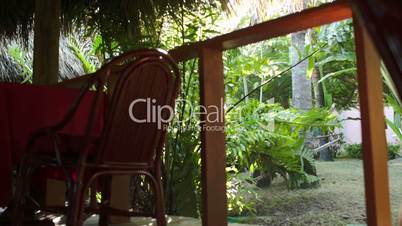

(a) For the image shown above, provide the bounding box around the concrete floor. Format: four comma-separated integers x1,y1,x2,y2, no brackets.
2,208,257,226
77,215,257,226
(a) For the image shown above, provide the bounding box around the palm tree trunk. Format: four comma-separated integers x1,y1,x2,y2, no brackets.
312,67,333,161
291,30,312,110
312,67,324,108
290,0,312,110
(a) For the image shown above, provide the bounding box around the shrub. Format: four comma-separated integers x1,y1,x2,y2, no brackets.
388,144,401,159
344,143,401,160
226,172,259,216
226,101,339,189
343,144,362,159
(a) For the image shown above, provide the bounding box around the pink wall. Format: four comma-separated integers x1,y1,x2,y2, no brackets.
338,106,399,144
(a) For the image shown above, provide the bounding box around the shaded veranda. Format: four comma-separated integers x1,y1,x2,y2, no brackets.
0,0,401,226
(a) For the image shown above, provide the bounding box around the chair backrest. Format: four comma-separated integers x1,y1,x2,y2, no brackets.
95,49,180,166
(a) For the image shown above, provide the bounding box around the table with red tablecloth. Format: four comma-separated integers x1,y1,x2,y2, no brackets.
0,83,104,207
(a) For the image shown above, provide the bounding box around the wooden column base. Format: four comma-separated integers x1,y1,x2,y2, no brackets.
109,176,131,224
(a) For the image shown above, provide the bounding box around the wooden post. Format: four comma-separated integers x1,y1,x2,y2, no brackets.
33,0,60,84
354,18,392,226
33,0,63,208
45,179,66,207
109,176,131,224
199,46,228,226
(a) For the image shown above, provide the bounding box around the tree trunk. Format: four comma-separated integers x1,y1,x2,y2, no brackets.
312,67,333,161
33,0,60,85
291,30,312,110
312,67,324,107
290,0,311,110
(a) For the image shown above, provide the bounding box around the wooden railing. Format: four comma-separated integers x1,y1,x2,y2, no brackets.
168,0,394,225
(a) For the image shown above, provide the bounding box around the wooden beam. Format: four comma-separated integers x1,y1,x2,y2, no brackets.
199,46,227,226
169,0,352,62
33,0,60,84
354,17,392,226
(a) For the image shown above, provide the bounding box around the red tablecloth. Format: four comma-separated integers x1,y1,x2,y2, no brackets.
0,83,104,207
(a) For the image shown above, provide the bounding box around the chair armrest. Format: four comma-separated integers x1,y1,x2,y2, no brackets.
27,75,103,167
27,75,101,151
25,127,62,163
25,127,75,185
53,76,101,132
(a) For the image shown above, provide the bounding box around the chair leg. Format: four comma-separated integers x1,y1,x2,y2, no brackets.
11,166,27,226
11,160,35,226
67,182,86,226
153,167,166,226
89,183,97,210
99,176,111,226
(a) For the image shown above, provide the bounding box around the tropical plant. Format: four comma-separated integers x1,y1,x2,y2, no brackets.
314,19,358,110
67,33,102,73
382,62,402,145
226,171,259,216
7,44,32,83
343,143,400,160
160,3,223,217
226,100,338,189
1,32,93,83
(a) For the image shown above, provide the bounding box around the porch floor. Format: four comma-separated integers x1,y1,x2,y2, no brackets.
59,216,258,226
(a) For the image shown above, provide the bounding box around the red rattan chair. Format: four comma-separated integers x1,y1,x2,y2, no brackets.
11,49,181,226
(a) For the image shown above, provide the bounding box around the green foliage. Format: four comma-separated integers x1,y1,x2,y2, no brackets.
224,37,291,107
226,100,338,190
389,144,401,160
385,94,402,144
7,45,32,83
314,19,358,110
343,143,401,160
382,63,402,147
67,36,99,73
343,144,363,159
226,171,259,216
160,3,223,218
164,58,201,217
223,19,358,111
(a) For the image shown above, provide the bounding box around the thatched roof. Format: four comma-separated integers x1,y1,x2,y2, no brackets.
0,33,89,82
0,0,224,46
0,0,228,82
0,0,234,82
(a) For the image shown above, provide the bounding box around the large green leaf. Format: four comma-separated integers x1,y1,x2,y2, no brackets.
317,52,355,66
386,118,402,142
382,61,402,105
318,67,356,84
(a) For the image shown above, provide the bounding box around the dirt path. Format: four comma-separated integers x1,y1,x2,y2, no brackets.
246,159,402,226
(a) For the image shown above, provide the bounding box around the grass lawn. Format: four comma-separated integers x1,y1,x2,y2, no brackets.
241,159,402,226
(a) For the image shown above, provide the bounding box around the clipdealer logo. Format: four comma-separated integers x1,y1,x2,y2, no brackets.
128,98,174,130
128,98,225,132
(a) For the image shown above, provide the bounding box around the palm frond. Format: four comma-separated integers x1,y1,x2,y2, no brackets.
0,31,89,82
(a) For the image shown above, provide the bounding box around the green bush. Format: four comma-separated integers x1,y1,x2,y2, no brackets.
227,172,259,216
344,143,401,160
226,101,339,190
343,144,362,159
388,144,401,159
